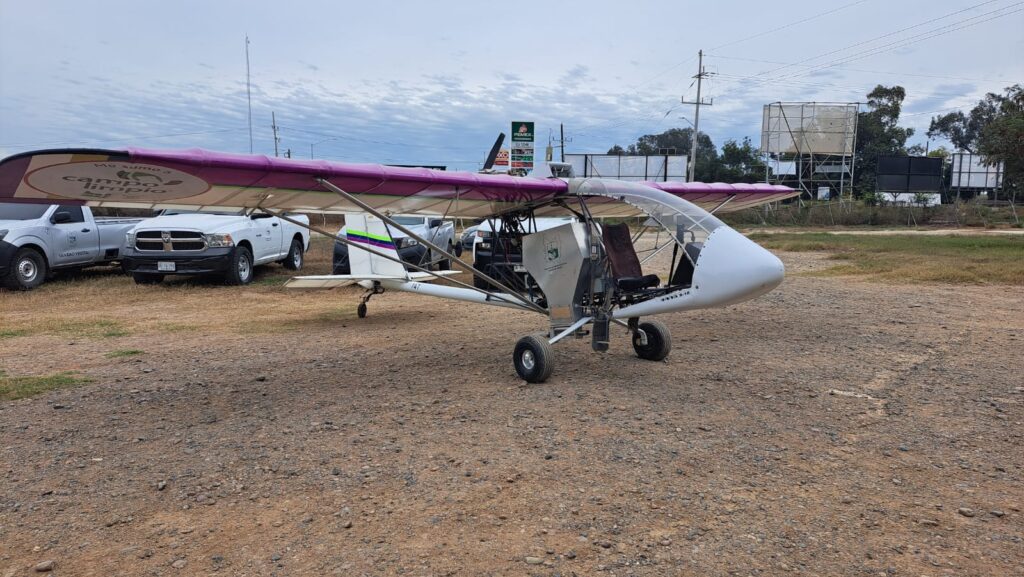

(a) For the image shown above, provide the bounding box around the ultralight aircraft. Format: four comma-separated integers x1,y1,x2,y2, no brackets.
0,148,797,382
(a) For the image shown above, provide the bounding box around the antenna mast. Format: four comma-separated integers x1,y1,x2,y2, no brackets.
245,35,253,154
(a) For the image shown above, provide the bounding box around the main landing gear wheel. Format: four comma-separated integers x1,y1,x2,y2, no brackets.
513,334,554,383
357,302,368,318
632,320,672,361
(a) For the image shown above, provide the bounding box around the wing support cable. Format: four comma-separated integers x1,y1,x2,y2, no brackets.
709,195,736,214
256,206,538,313
315,178,548,315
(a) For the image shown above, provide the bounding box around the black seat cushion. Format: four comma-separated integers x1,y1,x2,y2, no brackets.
617,274,660,291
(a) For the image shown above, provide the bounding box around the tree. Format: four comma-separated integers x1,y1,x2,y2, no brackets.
854,85,914,196
977,85,1024,197
608,127,720,181
927,94,1001,152
713,137,766,183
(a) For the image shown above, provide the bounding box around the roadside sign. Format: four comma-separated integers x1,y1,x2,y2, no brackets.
511,121,534,143
494,148,509,167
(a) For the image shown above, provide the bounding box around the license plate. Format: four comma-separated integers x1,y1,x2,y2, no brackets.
157,261,176,272
513,264,527,273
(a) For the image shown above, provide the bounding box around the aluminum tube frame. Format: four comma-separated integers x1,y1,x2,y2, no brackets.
257,207,537,312
317,178,546,314
548,316,593,345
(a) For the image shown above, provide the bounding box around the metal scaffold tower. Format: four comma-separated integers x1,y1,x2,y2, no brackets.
761,102,859,200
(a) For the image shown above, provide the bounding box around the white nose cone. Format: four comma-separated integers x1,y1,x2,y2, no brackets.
689,226,784,308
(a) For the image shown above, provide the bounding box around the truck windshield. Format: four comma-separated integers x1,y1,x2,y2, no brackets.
391,216,425,226
0,203,50,220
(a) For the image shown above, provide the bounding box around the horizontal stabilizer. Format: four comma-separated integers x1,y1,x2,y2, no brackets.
285,270,460,289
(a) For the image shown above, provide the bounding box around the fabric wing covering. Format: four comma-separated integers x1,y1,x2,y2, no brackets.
0,148,797,218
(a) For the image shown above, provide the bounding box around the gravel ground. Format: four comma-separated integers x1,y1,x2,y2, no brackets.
1,252,1022,576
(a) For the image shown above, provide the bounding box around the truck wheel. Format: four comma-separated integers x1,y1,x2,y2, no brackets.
632,320,672,361
224,246,254,285
283,238,304,270
2,247,47,290
132,273,164,285
437,242,453,270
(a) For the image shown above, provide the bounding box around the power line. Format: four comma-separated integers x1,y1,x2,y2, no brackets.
728,0,1005,82
710,0,871,51
705,54,1012,85
707,2,1021,98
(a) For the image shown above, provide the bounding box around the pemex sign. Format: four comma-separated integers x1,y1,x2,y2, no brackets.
510,121,535,171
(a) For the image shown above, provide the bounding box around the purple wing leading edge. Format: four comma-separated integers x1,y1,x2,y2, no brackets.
0,148,796,217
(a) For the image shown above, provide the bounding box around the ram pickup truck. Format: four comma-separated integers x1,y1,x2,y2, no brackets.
0,203,144,290
333,214,456,274
123,210,310,285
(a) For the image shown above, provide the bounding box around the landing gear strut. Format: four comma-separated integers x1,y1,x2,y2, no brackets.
357,282,385,319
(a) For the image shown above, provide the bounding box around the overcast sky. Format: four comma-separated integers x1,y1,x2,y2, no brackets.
1,0,1021,170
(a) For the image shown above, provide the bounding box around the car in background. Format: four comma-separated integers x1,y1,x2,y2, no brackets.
333,214,455,274
123,210,310,285
459,225,480,255
0,203,145,290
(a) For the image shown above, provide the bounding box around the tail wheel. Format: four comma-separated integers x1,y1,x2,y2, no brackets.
513,334,554,383
632,320,672,361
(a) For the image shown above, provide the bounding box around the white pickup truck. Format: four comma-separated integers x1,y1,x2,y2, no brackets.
122,210,310,285
0,203,144,290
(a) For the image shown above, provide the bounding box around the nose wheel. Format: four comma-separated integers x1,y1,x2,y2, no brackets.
631,319,672,361
513,334,554,383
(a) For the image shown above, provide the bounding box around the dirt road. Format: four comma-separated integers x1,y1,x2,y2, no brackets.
1,251,1022,576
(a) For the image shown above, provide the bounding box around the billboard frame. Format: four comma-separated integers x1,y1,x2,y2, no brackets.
761,102,859,200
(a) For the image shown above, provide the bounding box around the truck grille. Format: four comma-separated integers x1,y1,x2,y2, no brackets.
135,231,207,252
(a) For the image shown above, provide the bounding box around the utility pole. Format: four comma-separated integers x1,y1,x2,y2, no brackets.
681,50,713,182
549,123,571,163
271,111,280,157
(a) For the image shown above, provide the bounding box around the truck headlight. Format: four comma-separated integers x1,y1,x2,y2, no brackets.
396,237,418,249
0,229,8,242
125,231,135,246
205,233,234,248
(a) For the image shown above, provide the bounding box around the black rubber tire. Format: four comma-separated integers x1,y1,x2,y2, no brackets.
632,320,672,361
223,246,254,285
357,302,367,318
437,242,453,270
282,238,303,270
132,273,164,285
472,275,490,290
513,334,555,383
2,247,47,290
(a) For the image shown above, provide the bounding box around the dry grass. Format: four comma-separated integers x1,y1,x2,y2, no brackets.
0,237,354,339
750,232,1024,285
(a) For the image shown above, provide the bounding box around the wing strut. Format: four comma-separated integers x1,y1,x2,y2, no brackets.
317,178,547,315
256,206,539,313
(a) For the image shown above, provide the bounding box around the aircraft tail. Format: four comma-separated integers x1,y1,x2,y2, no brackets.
343,213,408,278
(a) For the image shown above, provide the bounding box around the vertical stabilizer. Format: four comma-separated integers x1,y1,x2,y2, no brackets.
343,213,407,278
